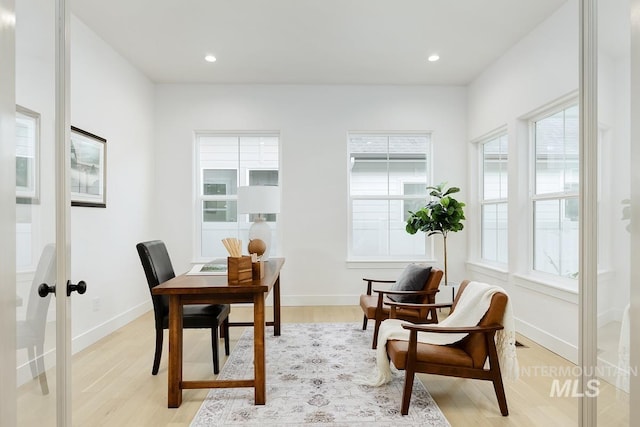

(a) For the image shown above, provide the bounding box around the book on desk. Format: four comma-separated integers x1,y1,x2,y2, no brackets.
186,261,228,275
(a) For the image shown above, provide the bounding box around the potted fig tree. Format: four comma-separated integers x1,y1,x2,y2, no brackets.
405,182,466,287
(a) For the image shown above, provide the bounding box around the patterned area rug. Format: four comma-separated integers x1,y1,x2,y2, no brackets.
190,323,449,426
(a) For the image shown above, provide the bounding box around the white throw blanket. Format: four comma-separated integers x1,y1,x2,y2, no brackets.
362,281,519,386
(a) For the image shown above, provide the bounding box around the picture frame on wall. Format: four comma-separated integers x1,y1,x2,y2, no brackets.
71,126,107,208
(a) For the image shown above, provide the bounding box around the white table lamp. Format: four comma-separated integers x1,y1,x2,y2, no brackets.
237,186,280,260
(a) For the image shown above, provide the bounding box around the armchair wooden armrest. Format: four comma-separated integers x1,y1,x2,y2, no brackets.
373,289,439,318
373,288,439,297
384,297,447,307
385,300,451,320
362,278,396,295
373,289,440,300
401,323,504,334
378,296,444,323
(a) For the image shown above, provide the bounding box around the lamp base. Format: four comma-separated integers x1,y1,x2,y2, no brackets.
248,218,272,261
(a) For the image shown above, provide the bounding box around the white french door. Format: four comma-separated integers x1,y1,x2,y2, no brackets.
1,0,76,425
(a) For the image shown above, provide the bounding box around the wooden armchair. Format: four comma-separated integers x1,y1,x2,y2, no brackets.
359,266,443,349
385,280,509,416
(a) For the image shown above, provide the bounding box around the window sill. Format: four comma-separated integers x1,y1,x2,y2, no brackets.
511,269,613,304
466,261,509,281
512,273,578,304
346,259,436,269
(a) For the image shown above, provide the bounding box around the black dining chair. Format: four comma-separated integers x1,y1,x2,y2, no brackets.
136,240,230,375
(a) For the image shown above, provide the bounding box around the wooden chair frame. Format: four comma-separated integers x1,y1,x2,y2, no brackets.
385,290,509,416
360,268,443,349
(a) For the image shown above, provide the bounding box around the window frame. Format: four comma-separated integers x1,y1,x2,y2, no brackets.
347,131,434,263
528,100,580,282
478,128,509,266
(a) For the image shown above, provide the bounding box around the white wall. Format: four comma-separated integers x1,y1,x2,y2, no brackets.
68,16,156,350
466,0,630,364
154,84,467,305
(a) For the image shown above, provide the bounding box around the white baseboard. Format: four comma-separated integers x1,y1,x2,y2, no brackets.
597,356,629,392
17,301,151,388
597,308,619,328
516,317,578,364
71,301,150,353
280,295,360,306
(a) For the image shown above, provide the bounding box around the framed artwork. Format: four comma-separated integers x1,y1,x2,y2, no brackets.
16,106,40,203
70,126,107,208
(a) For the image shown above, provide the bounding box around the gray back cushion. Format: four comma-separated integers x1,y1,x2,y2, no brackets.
388,264,432,303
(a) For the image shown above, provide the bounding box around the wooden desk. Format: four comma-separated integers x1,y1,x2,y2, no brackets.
152,257,284,408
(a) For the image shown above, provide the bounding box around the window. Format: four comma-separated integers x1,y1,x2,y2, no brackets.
195,133,279,260
531,104,579,278
348,133,431,260
480,132,508,264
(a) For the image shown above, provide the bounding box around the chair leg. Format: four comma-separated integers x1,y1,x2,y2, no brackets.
35,343,49,395
492,375,509,416
211,326,220,374
27,346,38,379
362,315,368,330
152,328,163,375
223,318,230,356
401,369,416,415
486,336,509,416
428,307,438,324
372,318,382,349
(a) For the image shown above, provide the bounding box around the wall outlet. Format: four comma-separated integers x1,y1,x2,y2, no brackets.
92,297,101,312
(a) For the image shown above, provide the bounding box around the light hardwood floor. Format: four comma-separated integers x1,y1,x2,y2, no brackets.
17,306,629,426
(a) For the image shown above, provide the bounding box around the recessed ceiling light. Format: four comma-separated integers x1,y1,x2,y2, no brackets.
204,55,217,63
428,54,440,62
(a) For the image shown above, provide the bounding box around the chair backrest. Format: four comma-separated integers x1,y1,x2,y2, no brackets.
451,281,508,368
25,244,56,335
136,240,175,318
422,268,444,303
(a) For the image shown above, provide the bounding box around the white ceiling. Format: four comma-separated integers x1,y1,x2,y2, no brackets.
70,0,569,85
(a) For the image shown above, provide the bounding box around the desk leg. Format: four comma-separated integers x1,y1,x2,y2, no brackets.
273,275,281,336
168,296,183,408
254,294,266,405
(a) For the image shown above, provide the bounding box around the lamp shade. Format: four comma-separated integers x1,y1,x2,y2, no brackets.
237,186,280,214
237,186,280,261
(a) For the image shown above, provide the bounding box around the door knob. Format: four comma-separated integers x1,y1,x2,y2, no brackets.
38,283,56,297
67,280,87,296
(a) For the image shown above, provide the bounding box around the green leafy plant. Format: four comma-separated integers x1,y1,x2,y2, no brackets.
405,183,466,287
